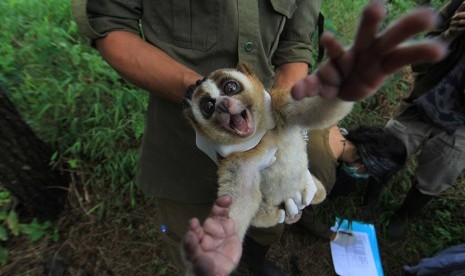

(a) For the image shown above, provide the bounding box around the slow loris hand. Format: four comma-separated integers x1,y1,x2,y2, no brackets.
291,0,447,102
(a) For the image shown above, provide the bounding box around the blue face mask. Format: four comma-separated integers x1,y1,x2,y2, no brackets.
341,162,369,179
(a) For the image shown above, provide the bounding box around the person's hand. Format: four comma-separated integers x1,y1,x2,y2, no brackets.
444,1,465,41
332,230,356,247
183,195,242,276
291,0,447,102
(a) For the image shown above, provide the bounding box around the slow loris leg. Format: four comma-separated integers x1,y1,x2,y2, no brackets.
216,140,277,241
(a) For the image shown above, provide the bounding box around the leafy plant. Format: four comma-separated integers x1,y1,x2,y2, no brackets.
0,0,147,210
0,188,56,265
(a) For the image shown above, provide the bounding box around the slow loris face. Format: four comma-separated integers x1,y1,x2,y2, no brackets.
184,64,268,144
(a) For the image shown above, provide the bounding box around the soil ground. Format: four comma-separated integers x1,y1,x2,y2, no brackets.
2,175,464,276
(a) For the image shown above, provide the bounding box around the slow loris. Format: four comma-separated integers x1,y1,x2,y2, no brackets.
183,63,353,240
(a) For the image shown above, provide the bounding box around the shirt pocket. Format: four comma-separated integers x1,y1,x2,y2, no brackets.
146,1,220,51
265,0,297,59
268,0,298,19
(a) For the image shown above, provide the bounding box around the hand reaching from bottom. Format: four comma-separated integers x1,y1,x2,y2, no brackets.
183,195,242,276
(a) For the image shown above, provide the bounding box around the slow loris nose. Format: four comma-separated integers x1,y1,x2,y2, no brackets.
216,99,230,113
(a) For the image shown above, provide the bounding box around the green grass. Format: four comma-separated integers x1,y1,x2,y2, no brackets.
1,0,463,274
1,0,146,206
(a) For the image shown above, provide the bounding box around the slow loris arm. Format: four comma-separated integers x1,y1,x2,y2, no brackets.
271,88,354,130
216,159,261,241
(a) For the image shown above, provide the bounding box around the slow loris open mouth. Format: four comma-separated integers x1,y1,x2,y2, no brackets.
219,108,254,137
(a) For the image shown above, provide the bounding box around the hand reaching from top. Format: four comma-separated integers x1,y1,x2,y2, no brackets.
291,0,447,102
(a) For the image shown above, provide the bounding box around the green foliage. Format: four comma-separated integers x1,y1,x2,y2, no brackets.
386,0,417,20
1,0,146,266
0,0,146,209
0,188,56,265
322,0,367,42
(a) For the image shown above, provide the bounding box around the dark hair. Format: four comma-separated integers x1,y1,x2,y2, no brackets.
344,125,407,181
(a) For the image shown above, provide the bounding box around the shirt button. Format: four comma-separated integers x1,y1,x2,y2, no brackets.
244,41,254,52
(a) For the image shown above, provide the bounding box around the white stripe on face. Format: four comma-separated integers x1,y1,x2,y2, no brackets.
203,79,221,98
192,79,220,122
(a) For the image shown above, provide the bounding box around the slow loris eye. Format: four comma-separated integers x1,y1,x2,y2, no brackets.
200,97,216,118
223,80,241,95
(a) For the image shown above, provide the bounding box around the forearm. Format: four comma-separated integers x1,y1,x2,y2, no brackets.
95,31,202,103
273,62,309,91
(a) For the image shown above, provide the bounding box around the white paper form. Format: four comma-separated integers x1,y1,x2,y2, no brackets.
330,219,384,276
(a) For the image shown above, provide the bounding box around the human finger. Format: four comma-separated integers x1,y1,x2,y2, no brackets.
352,0,386,52
449,25,465,32
450,15,465,28
375,8,438,54
451,12,465,22
449,21,465,29
452,10,465,19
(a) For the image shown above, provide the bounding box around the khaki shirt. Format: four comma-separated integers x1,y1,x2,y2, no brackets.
307,127,338,193
74,0,322,203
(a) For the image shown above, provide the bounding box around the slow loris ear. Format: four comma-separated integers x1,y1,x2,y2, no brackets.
237,62,255,77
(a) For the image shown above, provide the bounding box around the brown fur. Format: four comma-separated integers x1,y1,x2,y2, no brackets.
183,63,354,240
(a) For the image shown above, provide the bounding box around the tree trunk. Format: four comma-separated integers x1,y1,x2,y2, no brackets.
0,91,67,221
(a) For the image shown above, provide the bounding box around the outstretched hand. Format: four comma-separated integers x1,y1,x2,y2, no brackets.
291,0,447,102
183,195,242,276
